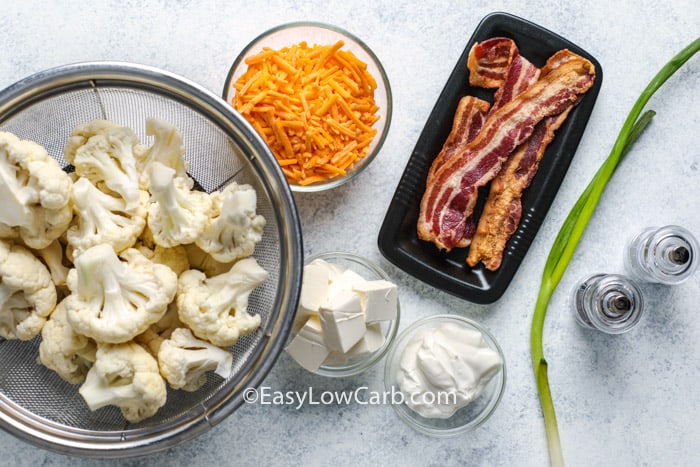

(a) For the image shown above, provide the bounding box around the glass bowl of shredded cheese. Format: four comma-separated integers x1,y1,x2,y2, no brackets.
223,22,392,192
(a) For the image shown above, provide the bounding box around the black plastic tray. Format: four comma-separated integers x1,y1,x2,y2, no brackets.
378,12,602,304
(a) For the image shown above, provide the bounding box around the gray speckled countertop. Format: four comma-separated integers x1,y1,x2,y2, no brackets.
0,1,698,466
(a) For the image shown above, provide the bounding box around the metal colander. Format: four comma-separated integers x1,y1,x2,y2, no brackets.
0,62,303,457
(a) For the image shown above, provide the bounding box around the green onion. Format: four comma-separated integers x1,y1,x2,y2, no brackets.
530,36,700,467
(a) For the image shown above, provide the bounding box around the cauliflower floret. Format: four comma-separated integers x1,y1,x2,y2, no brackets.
0,224,18,240
32,239,70,287
135,303,182,356
0,132,73,249
135,118,189,189
63,120,141,210
0,239,57,340
177,257,268,347
147,162,212,248
135,243,189,277
195,182,266,263
134,227,189,277
39,299,96,384
183,243,234,277
65,244,177,344
79,341,167,423
67,177,147,258
157,328,232,392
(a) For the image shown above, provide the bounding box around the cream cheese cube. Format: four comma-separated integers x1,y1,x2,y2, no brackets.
346,323,386,358
327,268,367,298
308,258,346,282
285,316,330,372
353,279,398,322
319,290,366,353
293,263,330,333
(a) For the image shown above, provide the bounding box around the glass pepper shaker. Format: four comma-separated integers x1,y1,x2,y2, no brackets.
624,225,698,285
572,273,645,334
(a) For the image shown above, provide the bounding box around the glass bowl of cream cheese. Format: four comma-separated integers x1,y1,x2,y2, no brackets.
285,252,400,377
384,314,506,437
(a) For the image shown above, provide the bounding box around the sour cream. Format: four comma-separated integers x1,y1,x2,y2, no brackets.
396,322,502,419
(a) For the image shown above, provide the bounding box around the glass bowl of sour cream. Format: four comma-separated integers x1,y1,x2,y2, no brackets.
384,314,506,437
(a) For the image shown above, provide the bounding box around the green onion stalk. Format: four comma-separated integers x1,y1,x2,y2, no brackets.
530,36,700,467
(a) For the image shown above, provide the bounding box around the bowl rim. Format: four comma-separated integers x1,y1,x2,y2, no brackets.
0,60,303,458
384,313,506,437
222,21,393,193
291,251,400,377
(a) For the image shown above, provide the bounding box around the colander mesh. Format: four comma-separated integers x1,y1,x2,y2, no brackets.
0,81,288,435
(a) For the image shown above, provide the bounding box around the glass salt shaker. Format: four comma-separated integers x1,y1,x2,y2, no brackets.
624,225,698,285
572,273,645,334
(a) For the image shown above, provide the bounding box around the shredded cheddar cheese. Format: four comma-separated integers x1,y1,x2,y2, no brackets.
232,40,380,186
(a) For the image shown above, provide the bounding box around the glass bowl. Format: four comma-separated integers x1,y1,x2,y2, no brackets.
223,22,392,192
287,251,400,377
384,314,506,437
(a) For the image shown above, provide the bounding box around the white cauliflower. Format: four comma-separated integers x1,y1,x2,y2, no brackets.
0,131,73,249
32,239,70,287
0,239,57,340
177,257,268,347
65,244,177,344
134,242,189,277
134,303,182,356
135,118,189,189
0,224,18,241
67,177,147,258
183,243,234,277
63,120,141,210
195,182,266,263
0,118,273,424
157,328,232,391
39,299,96,384
147,162,211,248
79,341,167,423
134,227,189,276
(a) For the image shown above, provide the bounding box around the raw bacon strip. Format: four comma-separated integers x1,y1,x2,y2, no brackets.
466,37,518,88
466,109,572,270
466,50,588,268
417,54,595,251
427,96,490,180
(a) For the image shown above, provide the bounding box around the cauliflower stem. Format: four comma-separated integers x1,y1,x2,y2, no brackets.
135,118,189,189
